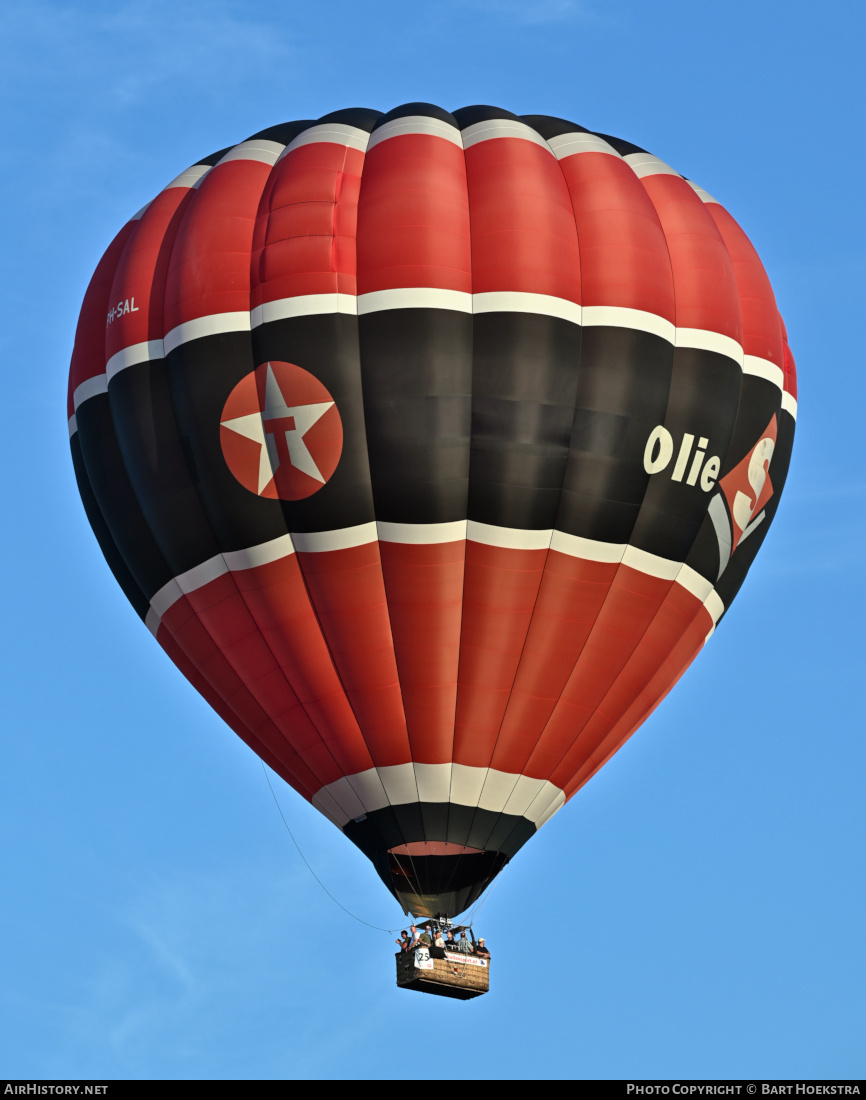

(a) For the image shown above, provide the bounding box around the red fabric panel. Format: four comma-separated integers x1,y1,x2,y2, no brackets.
68,221,136,413
489,553,618,776
378,540,466,764
252,143,364,306
779,321,801,398
556,151,673,319
706,203,784,368
230,553,376,777
295,543,411,768
157,595,325,800
163,159,272,330
105,188,192,360
465,138,580,301
638,174,742,342
452,543,549,769
159,582,346,789
522,565,675,779
177,572,347,785
356,134,471,294
556,595,712,797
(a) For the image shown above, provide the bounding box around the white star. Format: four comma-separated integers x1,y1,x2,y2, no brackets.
221,364,334,494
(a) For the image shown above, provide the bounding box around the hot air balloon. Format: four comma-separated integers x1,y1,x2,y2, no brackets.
67,103,797,926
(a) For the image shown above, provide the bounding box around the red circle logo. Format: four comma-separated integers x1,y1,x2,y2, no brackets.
219,361,343,500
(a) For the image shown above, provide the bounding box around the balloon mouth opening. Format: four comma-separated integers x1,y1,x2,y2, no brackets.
386,849,509,919
387,841,484,857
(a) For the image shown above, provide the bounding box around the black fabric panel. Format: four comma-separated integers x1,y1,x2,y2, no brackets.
444,804,536,858
346,806,408,855
247,120,314,145
683,510,726,583
373,102,457,128
419,801,451,841
166,317,377,553
359,308,472,524
163,333,286,553
520,114,589,139
316,107,382,131
75,394,173,601
344,802,534,915
70,434,151,620
109,360,222,576
476,814,529,858
452,104,522,127
630,347,743,564
252,315,377,533
343,803,535,860
388,851,507,895
468,312,582,530
556,326,675,543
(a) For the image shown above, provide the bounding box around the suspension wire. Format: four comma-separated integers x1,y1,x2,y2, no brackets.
261,762,403,935
466,875,497,930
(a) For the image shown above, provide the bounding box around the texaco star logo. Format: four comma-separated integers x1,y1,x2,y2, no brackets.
219,361,343,500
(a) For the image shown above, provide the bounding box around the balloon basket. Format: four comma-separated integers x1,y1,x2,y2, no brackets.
395,950,490,1000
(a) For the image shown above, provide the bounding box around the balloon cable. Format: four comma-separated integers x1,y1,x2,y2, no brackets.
261,762,402,935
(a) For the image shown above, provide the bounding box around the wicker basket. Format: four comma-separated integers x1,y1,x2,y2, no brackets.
395,950,490,1000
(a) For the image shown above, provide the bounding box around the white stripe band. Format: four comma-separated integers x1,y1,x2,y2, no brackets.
676,327,744,366
251,293,357,327
377,520,467,544
291,523,378,553
686,180,719,205
167,296,749,372
357,288,472,314
105,340,164,382
75,293,788,417
311,762,566,828
467,521,552,550
164,164,211,190
744,355,785,389
673,564,716,606
581,305,676,344
473,291,581,325
704,590,725,626
215,139,285,168
461,118,550,151
280,124,370,158
547,131,622,160
67,413,77,438
163,313,251,355
550,530,625,562
623,152,681,180
149,297,772,394
146,524,724,631
72,373,108,411
367,116,463,150
224,534,296,572
781,390,798,419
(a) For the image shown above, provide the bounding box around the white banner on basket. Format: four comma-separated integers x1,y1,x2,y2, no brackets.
414,947,434,971
444,951,488,968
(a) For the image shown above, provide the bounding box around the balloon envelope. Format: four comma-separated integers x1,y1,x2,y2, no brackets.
68,104,797,917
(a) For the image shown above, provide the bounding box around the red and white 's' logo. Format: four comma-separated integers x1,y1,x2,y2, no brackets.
709,413,778,579
219,361,343,500
719,414,777,553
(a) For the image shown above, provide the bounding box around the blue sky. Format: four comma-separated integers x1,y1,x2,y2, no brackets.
1,0,864,1081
